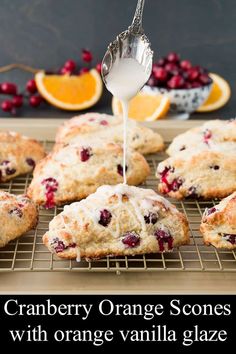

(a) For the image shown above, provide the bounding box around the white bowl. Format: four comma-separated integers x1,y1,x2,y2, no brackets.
142,82,212,113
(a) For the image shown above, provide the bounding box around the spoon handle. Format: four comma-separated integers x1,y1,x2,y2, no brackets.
130,0,145,34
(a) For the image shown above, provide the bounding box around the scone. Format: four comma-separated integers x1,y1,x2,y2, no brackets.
200,192,236,249
156,144,236,199
167,119,236,156
0,191,38,248
0,131,45,182
55,112,164,154
27,143,150,208
43,184,189,259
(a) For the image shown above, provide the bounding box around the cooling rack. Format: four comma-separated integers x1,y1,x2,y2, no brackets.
0,139,236,274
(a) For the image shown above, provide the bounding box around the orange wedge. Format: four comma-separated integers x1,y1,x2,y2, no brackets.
35,69,103,110
112,93,170,121
197,73,231,112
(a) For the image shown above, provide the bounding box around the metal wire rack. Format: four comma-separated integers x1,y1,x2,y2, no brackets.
0,139,236,274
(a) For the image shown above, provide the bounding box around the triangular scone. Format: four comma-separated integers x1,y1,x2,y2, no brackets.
200,192,236,249
55,112,164,154
43,184,189,259
0,191,38,248
157,144,236,199
167,119,236,156
0,131,45,182
27,143,150,208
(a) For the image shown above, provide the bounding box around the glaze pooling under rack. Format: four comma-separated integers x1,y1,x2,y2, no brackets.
0,139,236,274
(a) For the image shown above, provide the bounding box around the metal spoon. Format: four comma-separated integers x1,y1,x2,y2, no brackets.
101,0,153,87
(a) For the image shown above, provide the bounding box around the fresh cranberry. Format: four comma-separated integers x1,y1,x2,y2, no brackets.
199,74,211,85
98,209,112,227
82,49,93,62
154,67,168,81
180,60,192,70
9,207,23,218
157,58,166,67
6,167,16,175
96,62,102,73
1,100,13,112
26,158,35,168
155,228,173,251
80,67,89,75
60,67,72,75
187,68,199,81
0,82,17,95
206,207,217,216
51,237,76,253
12,95,23,108
29,95,42,107
184,82,192,89
144,212,158,224
64,59,76,72
165,62,179,74
191,82,201,88
100,120,108,126
122,232,140,248
167,52,180,63
147,76,158,87
80,147,92,162
117,164,128,176
203,129,212,143
167,75,184,89
223,234,236,245
26,79,37,94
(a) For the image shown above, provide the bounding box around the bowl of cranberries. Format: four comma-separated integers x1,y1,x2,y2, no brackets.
143,52,213,114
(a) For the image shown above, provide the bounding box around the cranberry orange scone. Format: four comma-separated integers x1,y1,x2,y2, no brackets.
55,112,164,154
157,145,236,199
167,119,236,156
43,184,189,259
27,143,150,208
0,191,38,248
0,131,45,182
200,192,236,249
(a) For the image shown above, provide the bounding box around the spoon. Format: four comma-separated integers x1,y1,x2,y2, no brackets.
101,0,153,86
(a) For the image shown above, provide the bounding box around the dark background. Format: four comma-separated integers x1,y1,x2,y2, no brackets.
0,0,235,119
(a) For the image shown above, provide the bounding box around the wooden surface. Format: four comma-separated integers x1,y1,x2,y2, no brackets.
1,118,236,294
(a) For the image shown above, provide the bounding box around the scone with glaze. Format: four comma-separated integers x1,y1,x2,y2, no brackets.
200,192,236,249
55,112,164,154
0,131,45,182
167,119,236,156
27,143,150,208
43,184,189,259
0,191,38,248
157,144,236,199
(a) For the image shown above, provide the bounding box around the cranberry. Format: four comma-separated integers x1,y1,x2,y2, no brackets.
12,95,23,108
187,186,198,198
179,145,186,151
199,74,211,85
6,167,16,175
144,212,158,224
82,49,93,63
80,67,89,75
157,58,166,67
165,62,179,74
155,228,173,251
0,82,17,95
26,79,37,94
64,59,76,72
154,67,168,81
42,178,58,209
1,100,13,112
203,129,212,143
9,207,23,218
184,82,192,89
96,62,102,73
167,75,184,89
0,160,10,166
206,207,217,216
60,67,72,75
26,158,35,168
167,52,180,63
122,232,140,248
29,95,42,107
187,68,199,81
98,209,112,227
170,178,183,191
191,82,201,88
210,165,220,170
180,60,192,70
100,120,108,126
117,164,128,176
51,237,76,253
160,167,182,193
223,234,236,245
147,76,158,87
80,147,92,162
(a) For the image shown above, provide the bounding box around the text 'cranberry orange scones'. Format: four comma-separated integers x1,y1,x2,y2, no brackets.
0,131,45,182
0,191,38,248
43,184,189,259
157,145,236,199
55,112,164,154
27,143,150,208
200,192,236,249
167,119,236,156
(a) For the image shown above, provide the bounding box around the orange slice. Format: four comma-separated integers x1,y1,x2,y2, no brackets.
112,93,170,121
197,73,231,112
35,69,103,110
